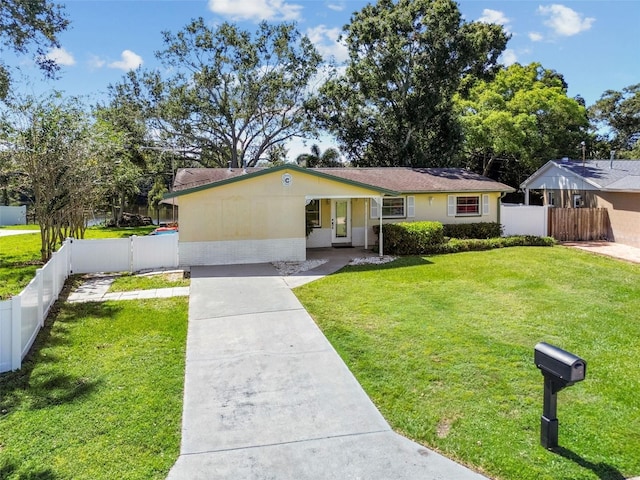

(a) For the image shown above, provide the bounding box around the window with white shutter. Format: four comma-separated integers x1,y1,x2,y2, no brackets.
447,195,455,216
407,196,415,217
370,198,379,218
482,194,490,215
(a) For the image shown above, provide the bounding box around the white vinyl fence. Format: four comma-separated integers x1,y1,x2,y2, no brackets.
0,205,27,225
0,234,179,373
501,204,549,237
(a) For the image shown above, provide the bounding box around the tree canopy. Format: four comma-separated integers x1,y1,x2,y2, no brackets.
589,83,640,156
456,62,589,185
296,144,342,167
0,0,69,99
315,0,508,168
2,94,98,260
140,19,323,168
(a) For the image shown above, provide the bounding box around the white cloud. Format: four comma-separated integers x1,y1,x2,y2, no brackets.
45,47,75,66
306,25,348,63
108,50,143,71
208,0,302,21
478,9,511,33
538,4,595,37
327,2,345,11
528,32,544,42
88,55,106,69
501,49,518,66
479,9,509,26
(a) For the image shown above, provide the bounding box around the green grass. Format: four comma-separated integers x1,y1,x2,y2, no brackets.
294,246,640,480
0,224,40,230
0,295,188,479
109,272,190,292
0,226,157,299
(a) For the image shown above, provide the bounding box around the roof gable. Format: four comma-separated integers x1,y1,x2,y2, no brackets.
522,159,640,191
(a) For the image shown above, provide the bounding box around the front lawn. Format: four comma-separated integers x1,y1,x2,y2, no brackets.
295,247,640,480
0,296,188,479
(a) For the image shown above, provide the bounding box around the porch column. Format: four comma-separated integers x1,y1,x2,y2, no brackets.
525,188,530,205
378,196,383,257
364,199,368,250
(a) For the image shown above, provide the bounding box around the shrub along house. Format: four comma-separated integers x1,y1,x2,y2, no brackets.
164,164,514,265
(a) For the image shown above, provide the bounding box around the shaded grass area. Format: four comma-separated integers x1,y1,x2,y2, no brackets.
294,247,640,480
109,272,190,292
0,226,157,299
0,295,188,480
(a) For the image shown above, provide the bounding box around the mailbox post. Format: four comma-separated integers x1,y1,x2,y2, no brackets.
534,342,586,449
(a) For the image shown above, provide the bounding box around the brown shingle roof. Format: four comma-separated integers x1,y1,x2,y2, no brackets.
313,167,514,193
172,166,514,194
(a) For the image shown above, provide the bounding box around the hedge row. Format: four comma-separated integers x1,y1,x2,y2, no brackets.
442,222,502,239
426,235,556,254
374,221,555,255
372,222,444,255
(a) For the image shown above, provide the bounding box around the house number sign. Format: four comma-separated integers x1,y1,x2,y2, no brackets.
282,173,293,187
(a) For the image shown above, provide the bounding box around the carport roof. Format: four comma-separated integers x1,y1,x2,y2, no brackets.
165,164,514,200
521,159,640,192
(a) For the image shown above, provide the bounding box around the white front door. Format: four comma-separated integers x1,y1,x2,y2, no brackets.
331,199,351,244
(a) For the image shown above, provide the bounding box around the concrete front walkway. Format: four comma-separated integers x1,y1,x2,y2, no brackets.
563,241,640,264
167,262,487,480
66,273,189,303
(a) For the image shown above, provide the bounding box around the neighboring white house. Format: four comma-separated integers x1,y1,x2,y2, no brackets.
521,159,640,247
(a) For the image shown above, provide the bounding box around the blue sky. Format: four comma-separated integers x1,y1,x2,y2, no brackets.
8,0,639,158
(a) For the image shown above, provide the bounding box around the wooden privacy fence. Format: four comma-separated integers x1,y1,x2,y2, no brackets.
0,234,179,373
548,208,610,242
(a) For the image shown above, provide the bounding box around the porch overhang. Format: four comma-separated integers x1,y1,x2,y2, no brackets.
305,194,386,257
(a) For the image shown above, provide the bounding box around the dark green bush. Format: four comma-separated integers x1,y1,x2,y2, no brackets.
443,222,503,239
373,221,444,255
427,236,556,254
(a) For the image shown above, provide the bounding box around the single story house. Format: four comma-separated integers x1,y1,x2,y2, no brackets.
521,159,640,247
165,164,514,265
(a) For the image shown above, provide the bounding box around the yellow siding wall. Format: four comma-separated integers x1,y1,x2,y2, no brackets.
178,169,381,242
378,192,502,224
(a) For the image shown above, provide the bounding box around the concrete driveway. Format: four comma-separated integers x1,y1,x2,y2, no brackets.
167,262,488,480
0,229,38,237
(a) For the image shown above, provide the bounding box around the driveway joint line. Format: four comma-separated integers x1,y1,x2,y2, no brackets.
180,428,393,457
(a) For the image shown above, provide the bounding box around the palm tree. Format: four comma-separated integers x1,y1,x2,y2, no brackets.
295,144,343,167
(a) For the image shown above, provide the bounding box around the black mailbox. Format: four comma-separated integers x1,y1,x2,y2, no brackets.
534,342,586,385
534,342,587,449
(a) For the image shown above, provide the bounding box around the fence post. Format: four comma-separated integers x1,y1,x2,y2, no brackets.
68,237,75,274
52,251,59,302
36,268,44,328
130,236,136,273
543,205,549,237
11,295,21,371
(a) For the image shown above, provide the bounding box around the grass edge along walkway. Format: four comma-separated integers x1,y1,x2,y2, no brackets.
0,282,188,480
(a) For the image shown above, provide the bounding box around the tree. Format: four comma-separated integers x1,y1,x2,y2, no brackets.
0,0,69,99
3,94,98,261
316,0,508,167
296,144,342,167
95,74,153,226
456,63,589,185
589,84,640,156
141,19,323,168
